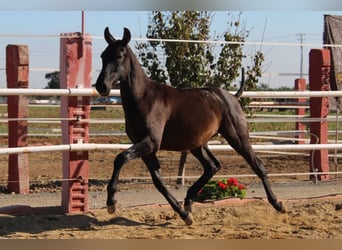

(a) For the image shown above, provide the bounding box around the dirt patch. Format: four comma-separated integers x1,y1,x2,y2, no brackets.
0,198,342,239
1,136,342,238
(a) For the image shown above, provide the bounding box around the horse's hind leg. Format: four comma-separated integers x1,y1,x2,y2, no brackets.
184,145,221,213
219,126,285,213
141,153,193,225
249,154,284,212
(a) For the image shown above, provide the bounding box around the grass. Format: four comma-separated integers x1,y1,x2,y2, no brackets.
0,104,125,135
248,110,296,132
248,109,342,142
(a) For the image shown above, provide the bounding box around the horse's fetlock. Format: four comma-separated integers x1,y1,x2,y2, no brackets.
184,199,193,213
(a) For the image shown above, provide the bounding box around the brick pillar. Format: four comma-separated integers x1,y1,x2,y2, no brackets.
6,45,29,194
60,33,92,213
295,78,306,144
309,49,330,181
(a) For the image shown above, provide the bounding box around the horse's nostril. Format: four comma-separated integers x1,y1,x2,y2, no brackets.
95,83,107,95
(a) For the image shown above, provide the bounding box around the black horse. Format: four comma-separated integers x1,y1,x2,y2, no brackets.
95,27,284,225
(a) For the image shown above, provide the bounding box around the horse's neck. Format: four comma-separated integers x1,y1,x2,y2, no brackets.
120,51,152,103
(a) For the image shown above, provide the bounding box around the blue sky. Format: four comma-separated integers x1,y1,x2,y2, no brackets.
0,10,341,89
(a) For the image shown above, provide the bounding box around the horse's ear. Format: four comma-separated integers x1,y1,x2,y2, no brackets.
122,27,131,45
104,27,115,44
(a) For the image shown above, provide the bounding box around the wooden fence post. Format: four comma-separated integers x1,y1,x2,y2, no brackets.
309,49,330,181
6,45,29,194
295,78,306,144
60,33,92,213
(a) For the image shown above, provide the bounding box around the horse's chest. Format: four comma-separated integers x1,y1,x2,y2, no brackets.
124,113,149,143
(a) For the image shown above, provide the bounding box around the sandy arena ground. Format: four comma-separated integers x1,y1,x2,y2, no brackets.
1,136,342,238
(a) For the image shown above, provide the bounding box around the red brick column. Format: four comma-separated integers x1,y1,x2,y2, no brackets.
294,78,306,144
60,33,92,213
309,49,330,181
6,45,29,194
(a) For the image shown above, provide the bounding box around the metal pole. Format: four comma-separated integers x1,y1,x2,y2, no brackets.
81,11,85,36
297,33,306,78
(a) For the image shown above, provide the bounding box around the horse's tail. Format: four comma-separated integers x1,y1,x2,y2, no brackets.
235,67,245,98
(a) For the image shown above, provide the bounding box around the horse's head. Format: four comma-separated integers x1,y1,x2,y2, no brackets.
95,27,131,96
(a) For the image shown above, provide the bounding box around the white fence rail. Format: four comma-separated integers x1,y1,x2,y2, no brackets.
1,143,342,155
1,88,341,183
1,88,342,98
1,88,341,159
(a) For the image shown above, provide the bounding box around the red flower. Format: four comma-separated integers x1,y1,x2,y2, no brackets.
228,178,238,187
237,184,245,190
218,181,227,189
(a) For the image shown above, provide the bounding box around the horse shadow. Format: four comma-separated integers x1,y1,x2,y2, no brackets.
0,205,171,237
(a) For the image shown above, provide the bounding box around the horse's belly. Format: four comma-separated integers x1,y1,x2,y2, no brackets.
160,110,221,150
160,126,217,151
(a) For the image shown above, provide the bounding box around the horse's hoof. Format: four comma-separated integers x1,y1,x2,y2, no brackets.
183,212,193,226
107,205,115,214
107,200,117,214
279,202,286,213
276,201,286,213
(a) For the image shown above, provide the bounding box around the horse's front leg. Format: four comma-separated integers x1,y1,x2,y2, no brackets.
142,153,193,226
106,152,125,214
106,137,155,214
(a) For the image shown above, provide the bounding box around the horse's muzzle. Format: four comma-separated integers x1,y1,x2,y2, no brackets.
95,81,111,96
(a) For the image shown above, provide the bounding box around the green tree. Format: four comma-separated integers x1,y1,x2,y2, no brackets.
136,11,212,87
136,11,264,95
45,71,60,89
